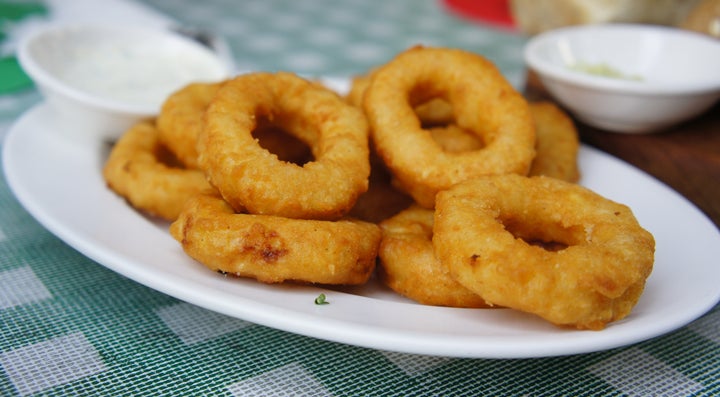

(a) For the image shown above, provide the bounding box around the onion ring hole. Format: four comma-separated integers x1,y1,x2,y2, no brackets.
251,115,313,166
414,98,487,153
498,214,586,252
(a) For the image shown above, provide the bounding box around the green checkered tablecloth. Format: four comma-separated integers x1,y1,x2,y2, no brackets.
1,0,719,396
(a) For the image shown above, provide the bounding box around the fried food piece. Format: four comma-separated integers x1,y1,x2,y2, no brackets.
527,101,580,182
103,121,217,221
422,101,580,182
351,66,578,185
158,81,314,169
170,195,381,285
363,46,536,208
199,72,370,220
378,205,490,308
433,174,655,330
157,82,222,169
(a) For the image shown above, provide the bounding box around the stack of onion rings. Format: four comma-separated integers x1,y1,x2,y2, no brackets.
159,72,379,286
101,45,654,329
433,174,655,330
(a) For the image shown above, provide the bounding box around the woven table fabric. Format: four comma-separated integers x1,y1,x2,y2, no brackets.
1,0,719,396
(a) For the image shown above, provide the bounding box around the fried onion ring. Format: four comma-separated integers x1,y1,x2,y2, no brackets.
170,195,381,285
378,205,490,308
424,101,580,182
157,82,222,169
363,46,536,208
158,81,313,170
103,121,217,221
433,174,655,330
199,72,370,220
527,101,580,182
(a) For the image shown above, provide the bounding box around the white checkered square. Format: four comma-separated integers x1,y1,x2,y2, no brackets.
380,351,451,376
0,332,107,396
227,362,331,397
588,348,703,396
156,302,251,345
0,266,52,310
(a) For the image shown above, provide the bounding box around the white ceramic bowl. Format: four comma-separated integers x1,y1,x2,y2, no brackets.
18,24,231,141
524,23,720,133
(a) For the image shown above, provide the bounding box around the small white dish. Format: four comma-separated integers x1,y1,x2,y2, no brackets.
524,23,720,133
18,23,231,141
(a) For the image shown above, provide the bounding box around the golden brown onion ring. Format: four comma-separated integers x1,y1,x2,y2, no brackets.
199,72,370,220
157,82,222,169
103,121,217,221
158,81,313,170
378,205,490,308
433,174,655,330
170,195,381,285
363,46,536,208
527,101,581,182
418,101,580,182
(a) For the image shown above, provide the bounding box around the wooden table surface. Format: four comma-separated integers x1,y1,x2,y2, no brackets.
578,103,720,229
526,74,720,229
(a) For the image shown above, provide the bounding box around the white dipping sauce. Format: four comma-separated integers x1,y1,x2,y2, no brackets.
27,25,229,112
57,40,224,107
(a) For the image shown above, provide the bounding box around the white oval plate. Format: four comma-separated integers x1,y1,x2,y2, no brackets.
4,103,720,359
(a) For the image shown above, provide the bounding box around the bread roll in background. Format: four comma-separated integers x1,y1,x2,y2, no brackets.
680,0,720,37
510,0,703,34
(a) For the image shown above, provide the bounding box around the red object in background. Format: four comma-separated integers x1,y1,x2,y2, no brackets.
442,0,516,29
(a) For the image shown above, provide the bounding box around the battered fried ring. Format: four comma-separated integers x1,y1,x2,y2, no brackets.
348,71,453,127
346,71,373,108
103,121,217,221
527,101,580,182
157,82,222,169
158,82,313,169
433,174,655,330
426,102,580,182
363,46,536,208
378,205,490,308
199,72,371,220
170,195,381,285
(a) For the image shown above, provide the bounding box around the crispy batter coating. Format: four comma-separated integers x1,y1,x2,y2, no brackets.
199,72,371,220
157,82,222,169
420,101,580,182
363,46,536,208
527,101,581,182
170,195,381,285
103,121,217,220
158,81,313,169
433,174,655,330
379,205,490,308
351,65,579,186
